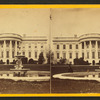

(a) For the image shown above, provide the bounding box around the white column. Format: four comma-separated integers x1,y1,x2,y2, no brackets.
15,41,17,56
84,41,86,59
19,41,22,55
89,41,92,63
96,41,98,60
73,44,75,59
10,40,12,59
3,40,6,60
79,43,82,58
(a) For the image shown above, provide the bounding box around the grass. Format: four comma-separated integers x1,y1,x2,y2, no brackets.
51,65,99,75
0,64,50,93
0,79,50,94
51,65,100,93
51,78,100,93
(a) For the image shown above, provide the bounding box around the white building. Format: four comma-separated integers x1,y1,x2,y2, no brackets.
1,33,100,65
0,33,48,64
53,33,100,65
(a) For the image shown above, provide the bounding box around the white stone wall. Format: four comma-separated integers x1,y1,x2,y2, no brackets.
53,33,100,65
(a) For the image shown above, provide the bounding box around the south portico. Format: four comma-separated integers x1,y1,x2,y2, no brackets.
53,33,100,65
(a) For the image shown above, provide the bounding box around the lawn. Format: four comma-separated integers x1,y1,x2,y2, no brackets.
0,79,50,94
51,65,99,75
51,78,100,93
0,64,50,93
51,65,100,93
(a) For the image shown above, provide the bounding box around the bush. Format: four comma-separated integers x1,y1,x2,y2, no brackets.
28,58,34,64
22,57,28,64
11,60,16,64
74,57,90,65
38,52,45,64
0,60,4,64
59,58,67,64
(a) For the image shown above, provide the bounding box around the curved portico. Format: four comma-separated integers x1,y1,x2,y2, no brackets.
0,33,22,63
79,33,100,64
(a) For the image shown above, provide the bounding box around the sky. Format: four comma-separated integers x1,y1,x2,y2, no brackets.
0,8,50,37
0,8,100,38
51,8,100,37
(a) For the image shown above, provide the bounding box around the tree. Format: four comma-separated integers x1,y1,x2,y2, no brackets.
38,52,45,64
22,57,28,64
74,57,90,65
46,50,54,64
59,57,67,64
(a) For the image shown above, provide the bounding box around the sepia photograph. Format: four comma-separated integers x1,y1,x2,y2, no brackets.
1,7,100,94
51,8,100,93
0,8,50,94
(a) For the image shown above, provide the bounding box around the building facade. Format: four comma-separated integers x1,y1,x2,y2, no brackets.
1,33,100,65
0,33,48,64
53,33,100,65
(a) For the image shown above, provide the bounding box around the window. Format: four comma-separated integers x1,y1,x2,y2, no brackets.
69,53,72,59
6,43,9,47
92,52,95,59
23,52,25,56
29,46,31,48
12,51,14,58
6,51,9,58
76,45,78,49
82,52,84,58
69,45,72,49
41,46,43,48
63,53,66,58
98,42,100,48
35,52,37,59
86,42,89,48
57,45,59,49
82,42,84,49
57,53,59,59
35,46,37,48
98,52,100,58
87,52,89,59
76,53,78,58
63,45,66,49
29,52,31,57
17,52,19,55
1,44,3,48
92,41,95,48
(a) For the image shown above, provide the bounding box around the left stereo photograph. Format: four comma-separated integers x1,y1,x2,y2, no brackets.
0,8,50,94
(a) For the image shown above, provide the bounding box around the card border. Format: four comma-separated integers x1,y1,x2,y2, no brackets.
0,4,100,97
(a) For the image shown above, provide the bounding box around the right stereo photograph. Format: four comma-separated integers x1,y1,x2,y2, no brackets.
51,8,100,93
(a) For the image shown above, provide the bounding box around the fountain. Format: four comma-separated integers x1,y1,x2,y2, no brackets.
53,65,100,82
10,43,30,77
0,43,50,81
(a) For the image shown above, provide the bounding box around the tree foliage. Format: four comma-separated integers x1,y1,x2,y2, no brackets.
38,52,45,64
22,57,28,64
59,57,67,64
28,58,34,64
46,50,54,64
74,57,90,65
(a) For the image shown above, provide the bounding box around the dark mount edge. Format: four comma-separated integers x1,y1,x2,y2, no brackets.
0,0,100,4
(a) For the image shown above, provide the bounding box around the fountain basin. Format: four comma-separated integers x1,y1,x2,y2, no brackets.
0,71,50,81
53,72,100,82
10,68,30,71
0,76,50,82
